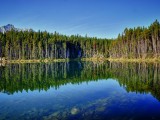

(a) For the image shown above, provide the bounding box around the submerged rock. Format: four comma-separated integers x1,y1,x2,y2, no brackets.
71,107,79,115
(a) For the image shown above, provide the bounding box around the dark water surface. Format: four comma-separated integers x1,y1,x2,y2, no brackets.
0,61,160,120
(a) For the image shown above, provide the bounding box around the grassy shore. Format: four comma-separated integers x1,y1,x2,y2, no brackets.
81,57,107,62
1,57,160,64
81,57,160,63
107,58,160,63
0,58,69,64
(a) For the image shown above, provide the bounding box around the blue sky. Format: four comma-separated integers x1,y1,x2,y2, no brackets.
0,0,160,38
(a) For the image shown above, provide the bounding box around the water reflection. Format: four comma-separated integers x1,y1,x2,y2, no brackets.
0,62,160,99
0,61,160,120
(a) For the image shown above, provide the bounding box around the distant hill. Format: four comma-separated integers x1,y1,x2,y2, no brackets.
0,24,24,33
0,24,16,33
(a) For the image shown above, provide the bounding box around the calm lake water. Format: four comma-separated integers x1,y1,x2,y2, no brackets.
0,61,160,120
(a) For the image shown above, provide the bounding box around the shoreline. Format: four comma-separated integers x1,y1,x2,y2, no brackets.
107,58,160,63
0,58,160,64
0,59,70,64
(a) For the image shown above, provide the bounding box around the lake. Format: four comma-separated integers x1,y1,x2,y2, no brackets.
0,61,160,120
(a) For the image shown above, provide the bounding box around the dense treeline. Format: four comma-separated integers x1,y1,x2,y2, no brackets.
0,62,160,100
110,20,160,58
0,20,160,60
0,30,111,60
